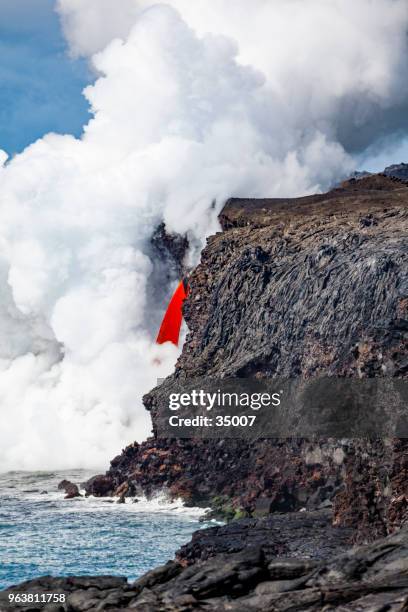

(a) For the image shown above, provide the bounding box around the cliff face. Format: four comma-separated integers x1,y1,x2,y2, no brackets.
88,174,408,539
4,174,408,610
180,174,406,379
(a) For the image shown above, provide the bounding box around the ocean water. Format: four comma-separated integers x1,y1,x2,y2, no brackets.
0,470,210,590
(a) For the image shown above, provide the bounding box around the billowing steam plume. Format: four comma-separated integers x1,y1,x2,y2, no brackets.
0,0,407,470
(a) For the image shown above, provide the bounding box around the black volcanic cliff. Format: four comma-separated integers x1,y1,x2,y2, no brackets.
85,174,407,541
3,174,408,611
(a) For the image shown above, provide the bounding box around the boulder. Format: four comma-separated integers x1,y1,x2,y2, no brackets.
83,475,114,497
57,480,80,499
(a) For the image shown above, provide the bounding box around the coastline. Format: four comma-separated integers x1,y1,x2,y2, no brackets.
80,172,408,536
2,516,408,610
1,172,407,610
0,471,208,594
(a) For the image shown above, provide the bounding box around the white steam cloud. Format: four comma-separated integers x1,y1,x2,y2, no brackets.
0,1,407,471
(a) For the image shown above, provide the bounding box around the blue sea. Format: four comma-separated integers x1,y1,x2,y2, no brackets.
0,470,210,590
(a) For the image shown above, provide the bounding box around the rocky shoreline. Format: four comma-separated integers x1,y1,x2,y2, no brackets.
83,172,407,536
2,520,408,610
2,172,407,610
175,509,353,566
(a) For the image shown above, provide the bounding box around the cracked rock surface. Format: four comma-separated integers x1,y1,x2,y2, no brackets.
2,524,408,611
3,175,407,611
94,174,407,537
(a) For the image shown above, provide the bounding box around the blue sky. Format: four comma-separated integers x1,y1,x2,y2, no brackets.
0,0,92,156
0,0,406,170
358,137,408,173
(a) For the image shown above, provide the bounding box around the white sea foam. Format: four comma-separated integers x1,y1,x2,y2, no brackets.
0,470,209,519
75,493,208,519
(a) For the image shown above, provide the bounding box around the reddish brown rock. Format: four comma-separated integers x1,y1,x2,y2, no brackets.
57,479,81,499
83,474,115,497
88,174,408,539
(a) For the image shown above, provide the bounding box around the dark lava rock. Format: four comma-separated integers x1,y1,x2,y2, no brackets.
176,509,353,566
253,497,275,518
57,480,80,500
0,576,131,612
384,162,408,181
342,162,408,184
99,174,407,541
150,221,189,278
3,525,408,611
2,175,408,611
83,474,114,497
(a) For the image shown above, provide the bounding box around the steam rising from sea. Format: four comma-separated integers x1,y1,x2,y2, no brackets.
0,0,407,470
